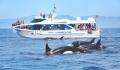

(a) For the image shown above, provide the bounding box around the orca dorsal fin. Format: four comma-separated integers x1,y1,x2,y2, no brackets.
45,43,51,52
96,39,101,47
91,38,95,43
60,36,64,40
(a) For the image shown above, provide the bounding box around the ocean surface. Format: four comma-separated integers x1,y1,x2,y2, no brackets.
0,28,120,70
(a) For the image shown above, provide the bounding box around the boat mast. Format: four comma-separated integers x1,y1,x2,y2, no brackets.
52,3,56,14
52,3,57,19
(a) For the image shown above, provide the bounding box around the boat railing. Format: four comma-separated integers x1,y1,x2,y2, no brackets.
12,20,25,27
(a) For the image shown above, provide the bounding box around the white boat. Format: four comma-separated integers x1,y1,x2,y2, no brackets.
12,4,101,39
12,15,101,39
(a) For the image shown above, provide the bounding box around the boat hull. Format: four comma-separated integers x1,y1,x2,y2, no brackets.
14,28,101,39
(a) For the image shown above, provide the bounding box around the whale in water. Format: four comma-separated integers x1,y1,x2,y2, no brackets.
45,38,105,55
78,39,105,50
45,43,88,55
72,38,95,47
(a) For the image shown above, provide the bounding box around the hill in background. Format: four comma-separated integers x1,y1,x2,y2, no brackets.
0,15,120,29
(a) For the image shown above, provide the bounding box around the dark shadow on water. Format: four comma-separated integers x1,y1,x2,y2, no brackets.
81,66,106,70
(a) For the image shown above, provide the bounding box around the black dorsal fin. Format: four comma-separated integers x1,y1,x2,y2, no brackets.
45,43,51,52
90,38,95,43
96,39,101,47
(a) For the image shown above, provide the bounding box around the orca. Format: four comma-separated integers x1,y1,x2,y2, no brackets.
72,38,95,47
79,39,105,50
45,43,88,55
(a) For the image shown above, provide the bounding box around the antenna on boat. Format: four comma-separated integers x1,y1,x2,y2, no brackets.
52,3,56,14
95,15,99,21
51,3,57,19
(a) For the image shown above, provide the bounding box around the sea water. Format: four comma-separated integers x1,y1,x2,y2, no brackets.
0,28,120,70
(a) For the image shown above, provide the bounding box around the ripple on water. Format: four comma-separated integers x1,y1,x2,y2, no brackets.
0,68,19,70
81,66,106,70
0,29,120,70
19,51,41,55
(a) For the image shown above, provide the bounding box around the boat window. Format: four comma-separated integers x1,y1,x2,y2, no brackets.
41,24,72,30
31,19,46,23
31,25,43,30
42,25,51,30
64,24,72,30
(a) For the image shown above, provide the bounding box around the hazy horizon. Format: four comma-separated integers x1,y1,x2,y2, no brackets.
0,15,120,29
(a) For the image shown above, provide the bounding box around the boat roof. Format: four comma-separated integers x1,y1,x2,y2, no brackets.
24,17,96,25
68,17,96,24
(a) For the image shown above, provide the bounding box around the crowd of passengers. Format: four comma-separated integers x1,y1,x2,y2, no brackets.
39,12,52,19
77,23,96,30
12,20,24,26
12,13,53,27
16,26,29,29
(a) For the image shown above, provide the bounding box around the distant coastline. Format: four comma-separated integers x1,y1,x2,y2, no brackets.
0,15,120,29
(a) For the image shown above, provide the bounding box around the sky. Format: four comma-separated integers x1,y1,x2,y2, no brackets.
0,0,120,19
0,0,120,28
